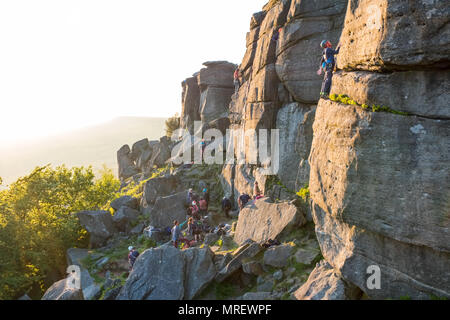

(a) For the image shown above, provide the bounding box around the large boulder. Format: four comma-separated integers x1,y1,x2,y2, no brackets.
76,211,117,248
149,192,187,229
112,207,141,232
142,175,181,206
66,248,101,300
116,246,216,300
294,261,362,300
117,145,138,181
110,195,139,211
263,244,293,268
183,247,217,300
309,99,450,299
41,278,83,300
148,136,173,169
216,242,262,283
130,138,154,172
234,198,306,246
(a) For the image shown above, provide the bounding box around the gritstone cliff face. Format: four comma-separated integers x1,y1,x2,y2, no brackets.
115,0,449,300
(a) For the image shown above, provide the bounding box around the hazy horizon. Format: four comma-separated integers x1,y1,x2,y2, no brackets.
0,116,167,185
0,0,268,146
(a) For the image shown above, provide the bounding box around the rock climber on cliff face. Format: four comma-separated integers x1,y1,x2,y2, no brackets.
317,40,340,99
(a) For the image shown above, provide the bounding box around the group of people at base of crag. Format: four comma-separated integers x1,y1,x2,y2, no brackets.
234,32,340,99
126,182,265,270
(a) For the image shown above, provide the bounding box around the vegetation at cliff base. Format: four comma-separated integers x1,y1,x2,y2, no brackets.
0,165,120,299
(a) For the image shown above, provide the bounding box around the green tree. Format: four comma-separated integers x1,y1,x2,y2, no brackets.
165,113,181,138
0,165,120,299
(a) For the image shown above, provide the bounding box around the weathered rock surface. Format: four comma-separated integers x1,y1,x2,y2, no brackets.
142,175,181,206
41,278,83,300
66,248,101,300
309,99,450,299
331,71,450,118
111,195,139,211
148,136,173,169
149,192,187,229
337,0,450,70
234,198,305,245
112,207,141,232
295,261,361,300
276,103,316,191
117,246,216,300
216,242,262,283
276,0,348,103
76,211,117,248
263,244,293,268
117,145,139,181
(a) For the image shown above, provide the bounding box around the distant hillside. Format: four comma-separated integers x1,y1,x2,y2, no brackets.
0,117,167,185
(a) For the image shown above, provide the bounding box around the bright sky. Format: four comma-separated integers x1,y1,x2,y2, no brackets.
0,0,267,146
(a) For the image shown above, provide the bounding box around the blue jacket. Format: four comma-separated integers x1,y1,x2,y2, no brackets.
320,47,340,71
171,221,187,241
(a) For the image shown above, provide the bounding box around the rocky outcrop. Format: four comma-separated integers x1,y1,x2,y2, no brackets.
309,99,450,299
41,278,83,300
294,261,362,300
234,198,305,245
263,244,293,268
116,245,216,300
110,195,139,211
149,191,187,229
112,206,141,232
117,145,139,181
142,175,182,207
76,211,117,248
307,0,450,300
216,241,262,283
180,61,236,133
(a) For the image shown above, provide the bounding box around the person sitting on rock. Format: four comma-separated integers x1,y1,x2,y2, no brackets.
127,246,140,271
253,181,263,200
221,197,232,219
234,68,241,94
317,40,340,99
238,193,251,210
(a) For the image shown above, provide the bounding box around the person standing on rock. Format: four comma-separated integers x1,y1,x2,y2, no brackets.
172,220,187,249
234,68,241,94
317,40,340,99
221,197,232,219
